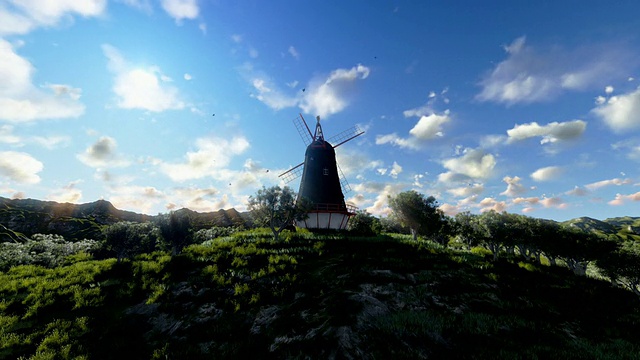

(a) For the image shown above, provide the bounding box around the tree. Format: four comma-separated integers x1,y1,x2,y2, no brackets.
597,249,640,296
388,191,445,241
103,222,160,262
155,210,193,255
248,186,310,241
453,212,481,250
348,210,382,236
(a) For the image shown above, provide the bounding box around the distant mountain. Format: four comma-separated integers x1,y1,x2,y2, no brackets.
0,197,253,242
562,216,640,241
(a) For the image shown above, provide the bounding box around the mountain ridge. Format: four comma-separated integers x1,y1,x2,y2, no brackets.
0,196,253,242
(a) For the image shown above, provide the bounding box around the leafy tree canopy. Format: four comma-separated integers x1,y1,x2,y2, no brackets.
388,190,445,240
248,186,310,241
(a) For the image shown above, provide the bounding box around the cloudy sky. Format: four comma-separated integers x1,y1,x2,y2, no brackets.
1,0,639,221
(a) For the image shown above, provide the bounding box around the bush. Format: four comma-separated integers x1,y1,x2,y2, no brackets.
0,234,100,270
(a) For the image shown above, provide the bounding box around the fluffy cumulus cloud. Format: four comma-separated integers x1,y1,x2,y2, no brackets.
376,112,451,149
592,88,640,132
506,120,586,144
0,0,106,35
499,176,528,197
530,166,563,182
477,36,629,104
161,0,199,22
77,136,130,168
0,151,43,184
0,39,85,122
160,136,250,182
439,148,497,182
478,197,507,213
103,44,185,112
249,64,369,118
300,64,370,118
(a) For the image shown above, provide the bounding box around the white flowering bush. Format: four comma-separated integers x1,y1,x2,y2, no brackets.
0,234,100,270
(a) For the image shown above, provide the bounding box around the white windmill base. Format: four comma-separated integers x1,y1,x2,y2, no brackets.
296,212,350,230
295,203,357,230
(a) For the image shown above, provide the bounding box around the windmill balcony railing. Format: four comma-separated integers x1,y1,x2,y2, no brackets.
308,202,358,214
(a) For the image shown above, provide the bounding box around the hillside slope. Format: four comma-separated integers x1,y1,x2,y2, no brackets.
1,233,639,359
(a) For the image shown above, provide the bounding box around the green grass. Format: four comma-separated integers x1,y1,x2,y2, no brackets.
1,230,639,359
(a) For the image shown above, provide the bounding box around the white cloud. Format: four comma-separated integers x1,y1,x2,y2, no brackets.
612,139,640,161
246,63,369,117
440,148,497,181
605,85,614,94
477,36,629,104
0,0,106,35
478,197,507,213
119,0,153,13
0,151,43,184
566,186,588,196
108,185,166,214
530,166,563,182
376,111,451,149
47,181,83,203
300,64,369,118
161,0,199,22
500,176,527,197
0,125,20,144
447,183,484,197
184,73,192,80
103,44,185,112
389,161,402,179
609,192,640,206
32,135,71,149
540,196,567,209
77,136,130,168
250,77,298,110
160,136,250,181
592,88,640,132
506,120,586,144
0,39,85,122
288,45,299,60
585,178,632,190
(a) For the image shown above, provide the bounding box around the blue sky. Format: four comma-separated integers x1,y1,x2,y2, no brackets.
1,0,639,221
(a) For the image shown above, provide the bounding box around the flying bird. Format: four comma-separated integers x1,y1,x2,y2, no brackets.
302,88,305,92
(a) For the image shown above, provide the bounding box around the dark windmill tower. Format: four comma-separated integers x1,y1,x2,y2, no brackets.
279,114,364,230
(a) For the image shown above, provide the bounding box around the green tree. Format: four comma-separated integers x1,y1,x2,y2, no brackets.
453,212,482,250
597,249,640,296
248,186,311,241
103,222,160,262
155,210,193,255
388,191,444,241
348,210,382,236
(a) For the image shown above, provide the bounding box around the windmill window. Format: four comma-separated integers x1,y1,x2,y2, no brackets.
323,168,329,176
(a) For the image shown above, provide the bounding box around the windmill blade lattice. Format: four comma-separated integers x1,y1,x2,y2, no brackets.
329,125,364,148
293,114,313,145
337,164,352,194
278,162,304,183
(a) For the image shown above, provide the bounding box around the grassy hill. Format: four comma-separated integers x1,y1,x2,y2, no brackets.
1,230,639,359
562,216,640,242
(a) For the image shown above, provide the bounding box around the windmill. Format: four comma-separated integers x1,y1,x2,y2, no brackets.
279,114,364,230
